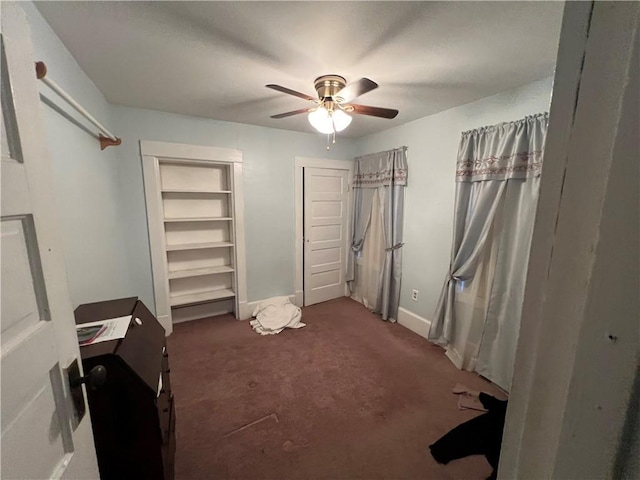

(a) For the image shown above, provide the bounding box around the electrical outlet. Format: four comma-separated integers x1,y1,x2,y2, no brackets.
411,289,419,301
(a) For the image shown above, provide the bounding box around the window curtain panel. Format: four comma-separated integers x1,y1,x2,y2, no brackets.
347,147,407,321
428,113,548,389
351,190,386,310
475,176,541,390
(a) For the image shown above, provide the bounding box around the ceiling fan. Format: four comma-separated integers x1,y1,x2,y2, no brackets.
266,75,399,135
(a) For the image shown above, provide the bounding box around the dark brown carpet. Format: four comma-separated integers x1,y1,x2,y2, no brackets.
167,297,503,479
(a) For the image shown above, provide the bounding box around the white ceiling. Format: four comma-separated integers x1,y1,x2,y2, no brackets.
35,1,563,138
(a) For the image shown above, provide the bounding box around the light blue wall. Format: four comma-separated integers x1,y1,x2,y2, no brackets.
111,105,357,308
24,0,552,318
23,1,356,311
354,77,553,320
22,3,134,307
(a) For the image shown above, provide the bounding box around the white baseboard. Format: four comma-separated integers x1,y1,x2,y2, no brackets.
238,300,251,320
444,344,479,371
294,290,304,308
445,346,464,369
397,307,431,339
243,294,297,320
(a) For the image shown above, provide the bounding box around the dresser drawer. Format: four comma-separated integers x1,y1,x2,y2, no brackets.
162,404,176,480
158,392,174,445
161,345,172,394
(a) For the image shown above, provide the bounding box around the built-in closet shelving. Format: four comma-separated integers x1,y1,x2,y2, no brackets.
161,162,237,310
142,141,248,335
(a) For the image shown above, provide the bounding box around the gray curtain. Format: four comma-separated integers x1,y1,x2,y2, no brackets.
347,147,408,321
347,190,376,279
475,176,541,389
428,180,507,344
428,114,548,359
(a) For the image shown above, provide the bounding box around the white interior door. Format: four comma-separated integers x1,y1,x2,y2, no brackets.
303,167,349,306
1,4,99,479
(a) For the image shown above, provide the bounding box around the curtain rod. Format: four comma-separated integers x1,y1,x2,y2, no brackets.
35,62,121,150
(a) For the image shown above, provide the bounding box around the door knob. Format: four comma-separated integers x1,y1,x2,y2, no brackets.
65,359,107,429
71,365,107,391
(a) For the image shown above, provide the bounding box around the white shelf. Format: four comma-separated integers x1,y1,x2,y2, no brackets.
162,189,231,194
164,217,232,223
166,241,234,252
170,288,235,307
168,265,235,279
142,154,246,323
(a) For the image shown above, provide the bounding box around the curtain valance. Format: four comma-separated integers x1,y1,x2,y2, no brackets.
456,113,548,182
353,147,408,188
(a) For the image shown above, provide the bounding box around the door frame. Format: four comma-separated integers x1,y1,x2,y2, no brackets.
294,156,353,307
499,1,639,478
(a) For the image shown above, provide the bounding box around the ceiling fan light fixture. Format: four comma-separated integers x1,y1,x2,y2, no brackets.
308,107,352,134
308,107,334,134
332,109,352,132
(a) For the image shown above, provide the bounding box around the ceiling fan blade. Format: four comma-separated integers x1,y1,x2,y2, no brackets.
270,108,313,119
334,78,378,103
349,104,399,119
266,84,317,101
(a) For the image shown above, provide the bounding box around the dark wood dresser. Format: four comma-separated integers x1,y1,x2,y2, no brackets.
74,297,175,480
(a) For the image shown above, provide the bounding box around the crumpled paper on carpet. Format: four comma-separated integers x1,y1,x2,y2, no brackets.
250,296,305,335
452,383,488,412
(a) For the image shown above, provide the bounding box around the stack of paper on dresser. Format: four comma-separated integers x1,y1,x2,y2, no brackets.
250,296,305,335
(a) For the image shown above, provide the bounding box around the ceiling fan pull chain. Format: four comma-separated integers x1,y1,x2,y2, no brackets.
326,134,330,151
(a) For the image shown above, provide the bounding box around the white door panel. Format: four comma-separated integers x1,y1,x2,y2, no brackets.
311,246,341,265
311,200,342,218
2,378,69,479
1,219,44,342
1,322,58,428
304,167,349,306
312,223,343,241
1,161,32,215
0,4,99,479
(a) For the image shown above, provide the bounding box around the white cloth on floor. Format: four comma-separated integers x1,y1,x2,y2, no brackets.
249,296,305,335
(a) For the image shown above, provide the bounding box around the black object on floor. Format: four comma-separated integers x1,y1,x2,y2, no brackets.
429,393,508,480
